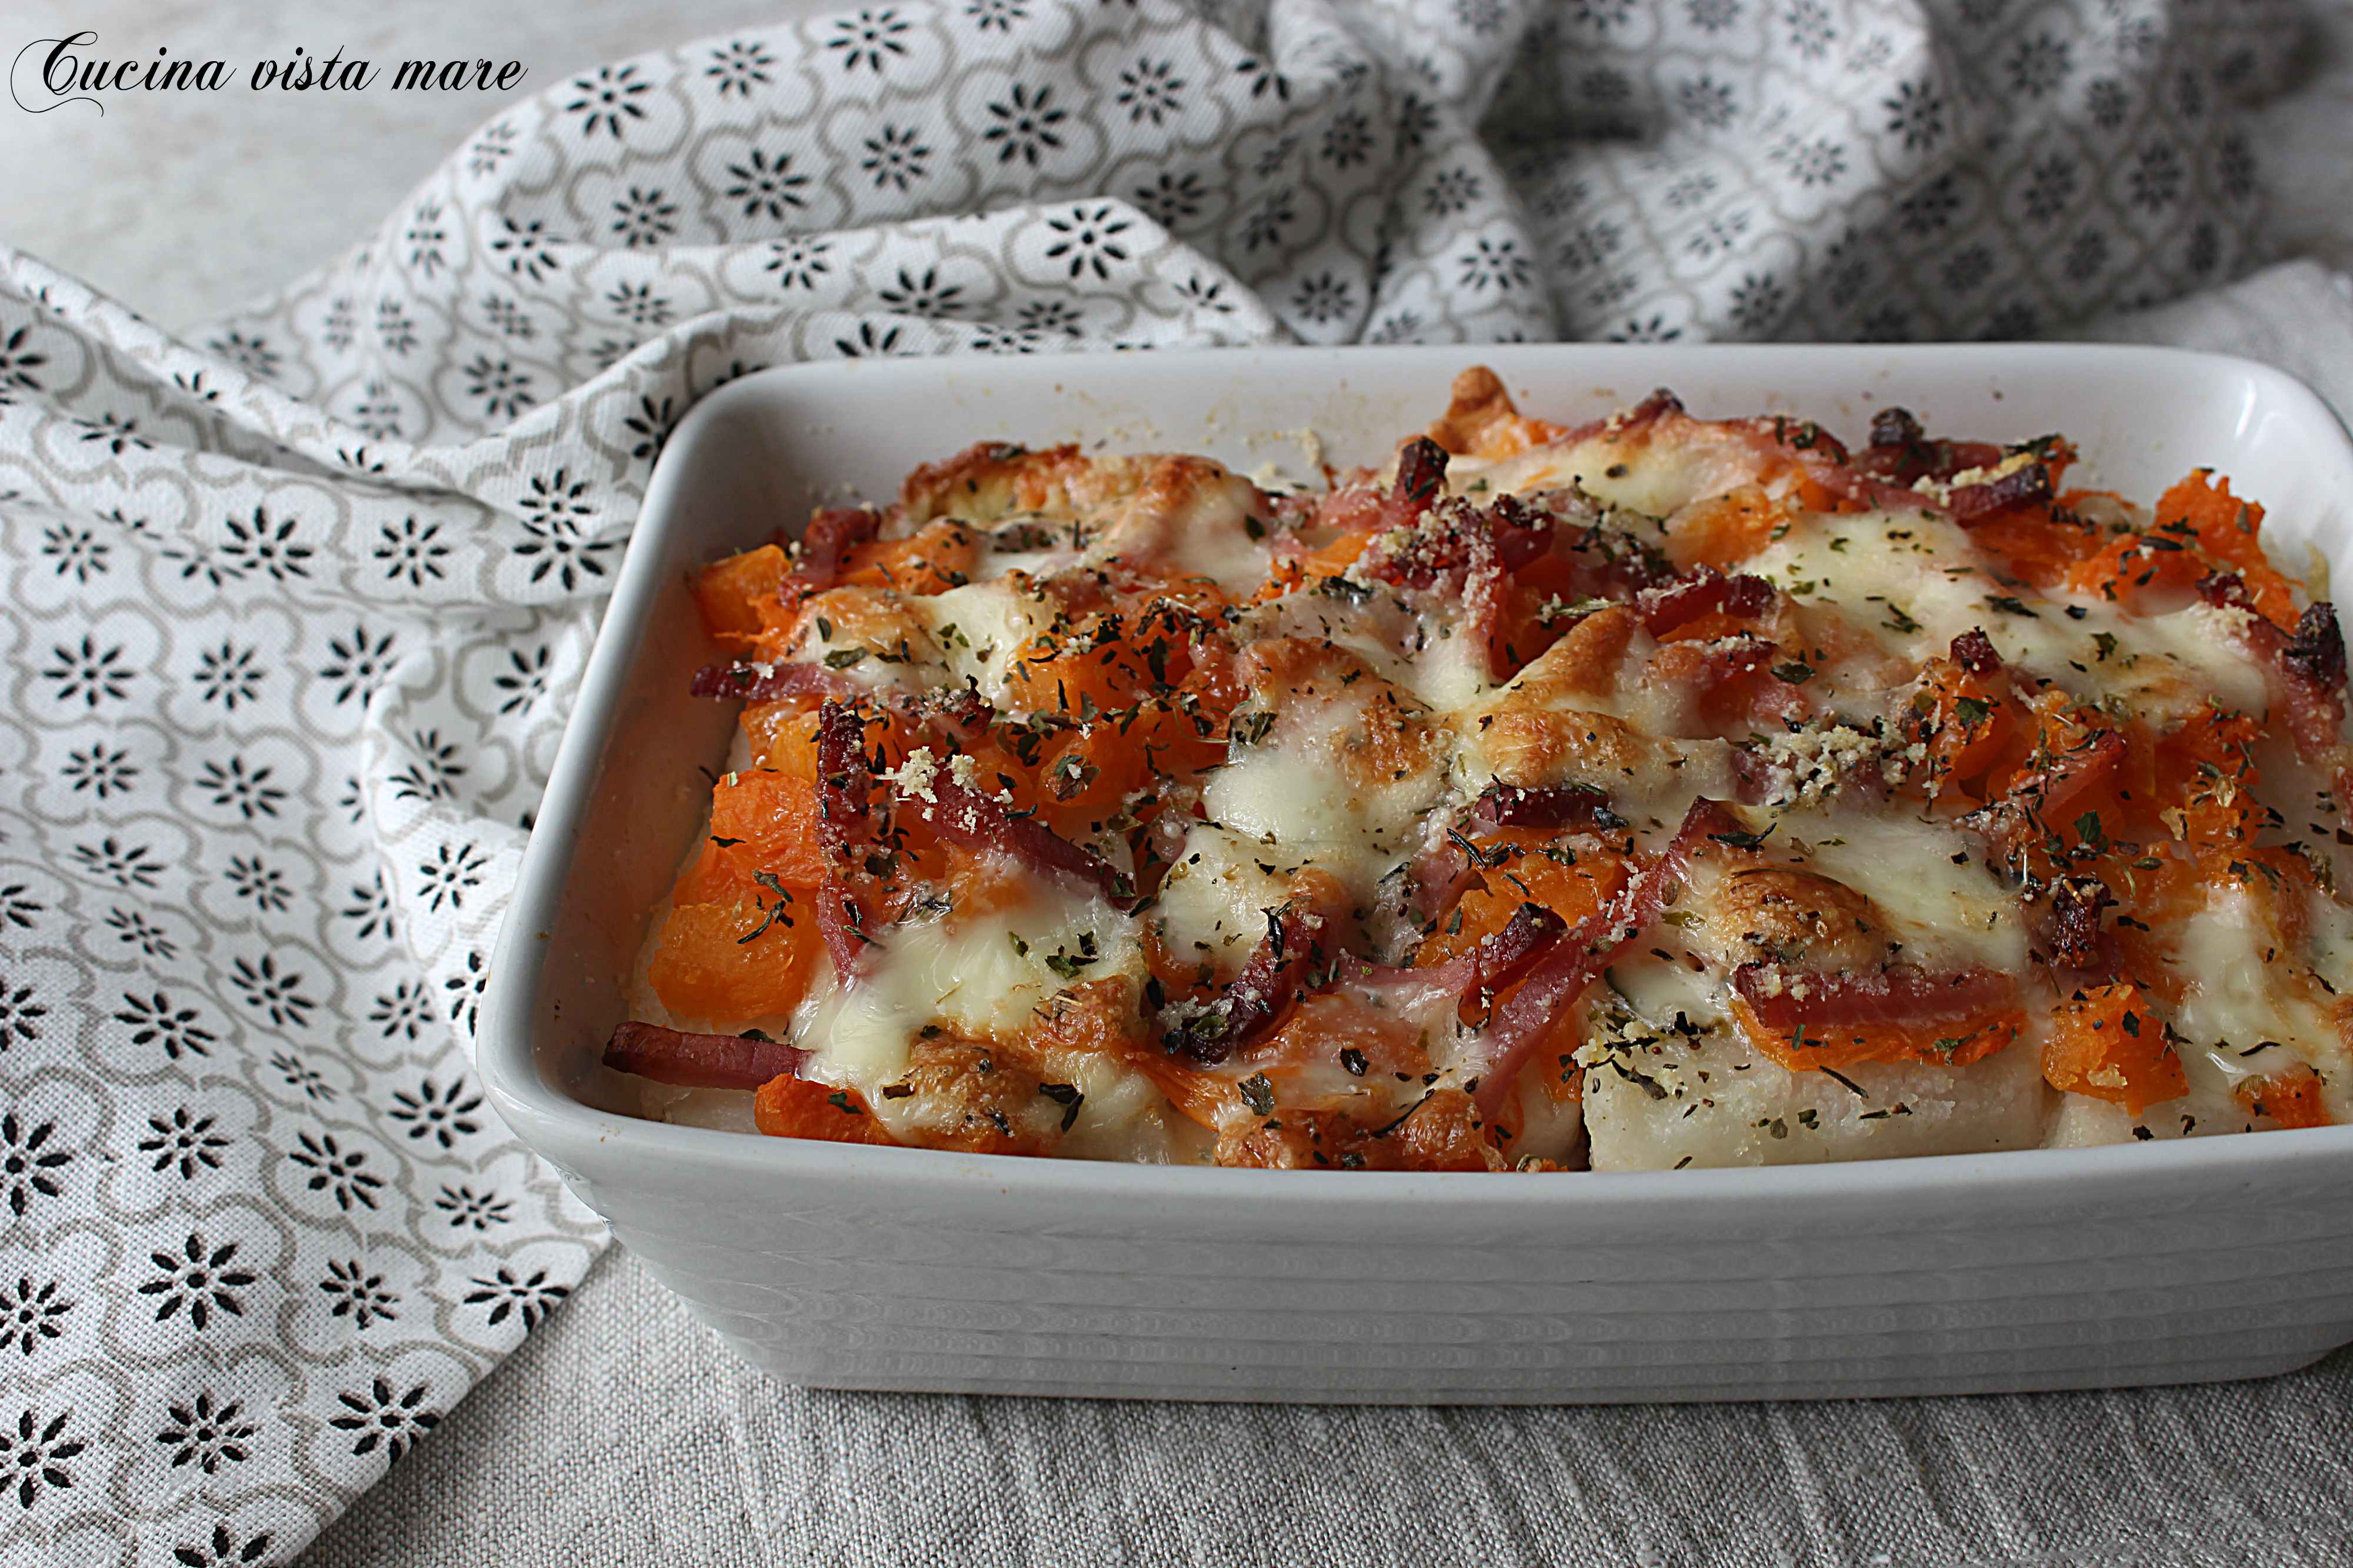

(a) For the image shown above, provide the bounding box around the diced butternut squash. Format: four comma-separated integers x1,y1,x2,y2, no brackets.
2234,1065,2331,1129
1417,834,1628,968
692,545,788,645
753,1076,898,1143
1669,484,1791,571
837,519,982,595
706,769,828,888
1729,997,2021,1075
648,900,822,1022
2042,982,2187,1116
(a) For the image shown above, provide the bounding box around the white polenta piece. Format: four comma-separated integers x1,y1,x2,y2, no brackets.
1582,994,2053,1172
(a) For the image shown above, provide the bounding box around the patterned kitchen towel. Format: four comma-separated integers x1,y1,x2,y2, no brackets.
0,0,2308,1562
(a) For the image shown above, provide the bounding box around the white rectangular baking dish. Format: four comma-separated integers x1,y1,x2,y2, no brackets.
481,344,2353,1402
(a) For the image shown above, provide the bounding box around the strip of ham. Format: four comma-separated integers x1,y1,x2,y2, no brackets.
1469,798,1738,1119
1947,462,2055,522
604,1020,809,1090
1303,434,1457,541
1404,834,1481,922
1407,785,1627,928
1472,781,1627,832
1357,489,1557,679
814,700,878,979
1162,898,1337,1065
1392,436,1449,512
777,505,882,595
1463,532,1514,682
1648,632,1811,726
1365,492,1554,589
1729,963,2018,1032
2199,573,2349,760
1635,565,1778,637
2041,875,2119,978
1548,388,1687,449
1337,902,1568,1011
1554,389,1967,518
902,772,1131,905
689,661,862,703
1853,408,2005,485
1948,628,2001,676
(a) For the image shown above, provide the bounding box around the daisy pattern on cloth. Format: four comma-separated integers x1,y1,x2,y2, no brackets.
0,0,2301,1560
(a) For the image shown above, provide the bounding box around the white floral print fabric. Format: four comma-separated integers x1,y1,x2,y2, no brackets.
0,0,2303,1562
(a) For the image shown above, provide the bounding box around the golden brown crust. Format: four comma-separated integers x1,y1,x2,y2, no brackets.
1699,865,1888,972
1504,605,1638,705
1086,453,1263,569
1475,707,1657,793
1209,1089,1509,1170
1471,608,1647,788
780,584,931,664
899,440,1097,524
1240,638,1445,795
1425,365,1532,459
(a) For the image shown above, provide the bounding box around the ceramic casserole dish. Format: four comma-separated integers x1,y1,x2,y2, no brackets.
479,343,2353,1403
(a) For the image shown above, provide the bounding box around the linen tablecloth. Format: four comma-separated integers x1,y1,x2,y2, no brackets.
1,0,2347,1563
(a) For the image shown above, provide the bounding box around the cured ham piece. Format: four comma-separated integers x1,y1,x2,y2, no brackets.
1729,963,2018,1032
1404,835,1481,922
1947,462,2055,522
1307,434,1458,541
1635,565,1777,637
778,505,882,595
1351,466,1555,680
689,661,862,703
1472,781,1627,832
1337,902,1567,1010
1547,388,1688,449
2040,875,2119,978
604,1020,810,1089
2199,573,2348,759
1853,408,2005,485
814,701,879,978
901,772,1131,905
1171,899,1567,1070
1469,798,1738,1118
1161,899,1338,1065
1364,492,1554,589
1948,628,2001,676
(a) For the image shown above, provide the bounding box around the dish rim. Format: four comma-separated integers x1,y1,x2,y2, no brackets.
479,339,2353,1202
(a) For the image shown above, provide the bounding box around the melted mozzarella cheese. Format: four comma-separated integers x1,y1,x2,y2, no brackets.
788,885,1144,1090
1741,511,2271,722
2171,888,2351,1105
1085,458,1274,596
1246,588,1495,715
1452,425,1775,521
789,586,948,689
1581,985,2052,1170
1457,623,1737,835
1203,684,1448,906
1781,813,2029,973
1152,822,1308,981
909,576,1055,708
